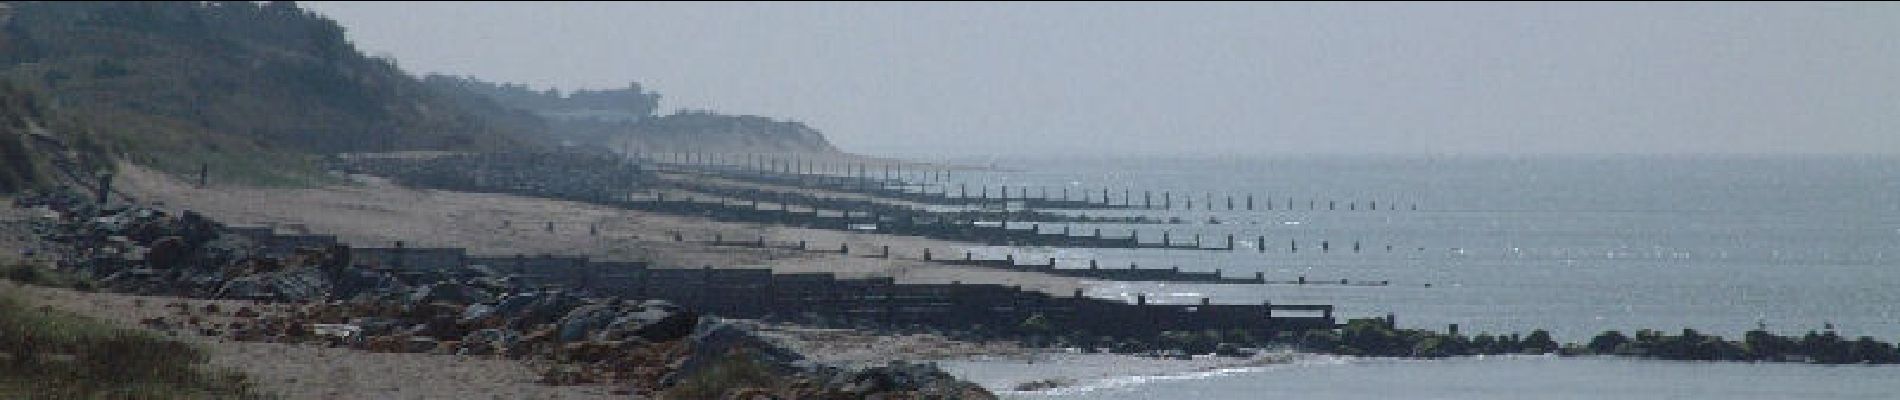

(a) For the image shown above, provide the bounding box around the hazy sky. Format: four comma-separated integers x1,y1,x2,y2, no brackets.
302,2,1899,157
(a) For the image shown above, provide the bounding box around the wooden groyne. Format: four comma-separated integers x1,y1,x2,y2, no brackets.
638,154,1420,212
654,179,1169,225
629,194,1231,249
338,155,1420,256
226,229,1340,337
694,234,1262,284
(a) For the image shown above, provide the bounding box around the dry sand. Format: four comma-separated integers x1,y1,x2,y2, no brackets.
114,162,1089,295
1,282,622,400
3,202,617,399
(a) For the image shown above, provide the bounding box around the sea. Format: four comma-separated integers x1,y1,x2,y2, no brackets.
906,155,1899,399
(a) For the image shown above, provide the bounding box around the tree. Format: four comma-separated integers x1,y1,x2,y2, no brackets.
1522,330,1558,354
1587,331,1630,355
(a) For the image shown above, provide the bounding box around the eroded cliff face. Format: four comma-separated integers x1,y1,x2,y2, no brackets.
610,112,841,155
425,75,843,155
0,82,114,194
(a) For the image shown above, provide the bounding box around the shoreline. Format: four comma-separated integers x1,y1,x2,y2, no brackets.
113,162,1095,296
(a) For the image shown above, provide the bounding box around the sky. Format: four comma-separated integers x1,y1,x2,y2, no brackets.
302,2,1900,157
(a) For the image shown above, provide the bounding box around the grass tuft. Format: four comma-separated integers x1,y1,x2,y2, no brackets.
0,290,269,399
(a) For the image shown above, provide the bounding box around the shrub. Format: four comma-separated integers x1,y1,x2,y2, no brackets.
0,292,264,398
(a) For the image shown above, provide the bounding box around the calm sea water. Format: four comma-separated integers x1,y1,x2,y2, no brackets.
917,155,1900,398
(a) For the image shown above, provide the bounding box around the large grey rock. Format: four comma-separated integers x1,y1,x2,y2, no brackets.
556,303,620,342
410,282,497,305
216,268,330,301
670,318,805,385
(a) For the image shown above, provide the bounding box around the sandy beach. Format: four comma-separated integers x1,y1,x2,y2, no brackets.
1,280,625,399
114,163,1090,295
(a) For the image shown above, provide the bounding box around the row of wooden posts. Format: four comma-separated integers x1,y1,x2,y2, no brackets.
641,153,1420,212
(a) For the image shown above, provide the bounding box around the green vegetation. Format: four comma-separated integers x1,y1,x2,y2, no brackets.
0,80,114,193
424,74,841,154
0,1,549,189
423,75,661,120
0,1,842,192
4,258,94,291
0,291,265,398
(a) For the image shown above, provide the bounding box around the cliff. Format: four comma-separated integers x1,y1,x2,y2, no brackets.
424,75,841,155
0,1,550,187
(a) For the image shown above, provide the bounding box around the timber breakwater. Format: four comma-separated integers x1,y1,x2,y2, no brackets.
335,153,1296,284
8,189,998,398
330,152,1900,366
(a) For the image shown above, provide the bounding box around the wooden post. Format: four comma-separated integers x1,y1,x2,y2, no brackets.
95,172,112,204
